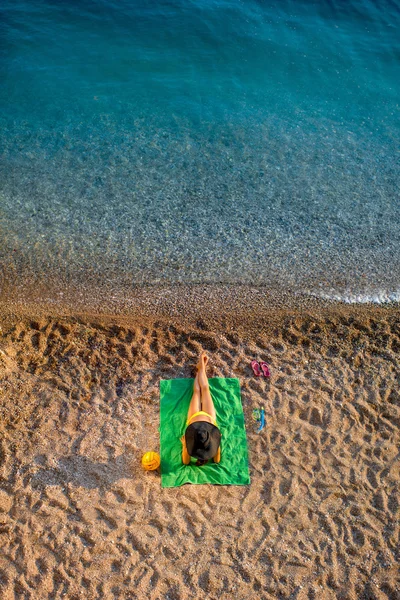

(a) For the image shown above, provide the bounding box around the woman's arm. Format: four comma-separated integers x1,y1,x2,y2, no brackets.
181,435,191,465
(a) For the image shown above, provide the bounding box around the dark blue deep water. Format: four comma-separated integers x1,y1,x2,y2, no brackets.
1,0,400,303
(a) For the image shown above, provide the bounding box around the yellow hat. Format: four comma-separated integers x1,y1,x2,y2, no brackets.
141,451,160,471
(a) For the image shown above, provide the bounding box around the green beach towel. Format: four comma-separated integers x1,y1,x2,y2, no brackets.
160,377,250,488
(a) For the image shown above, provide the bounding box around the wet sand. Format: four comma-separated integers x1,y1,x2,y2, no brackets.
0,293,399,599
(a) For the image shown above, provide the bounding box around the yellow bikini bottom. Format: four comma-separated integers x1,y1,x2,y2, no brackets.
186,411,217,427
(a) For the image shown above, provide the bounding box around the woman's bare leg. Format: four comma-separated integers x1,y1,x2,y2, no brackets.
197,352,217,422
198,352,220,462
187,371,201,421
183,373,201,464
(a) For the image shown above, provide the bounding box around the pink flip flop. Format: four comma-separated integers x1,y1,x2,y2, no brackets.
259,361,270,377
251,360,262,377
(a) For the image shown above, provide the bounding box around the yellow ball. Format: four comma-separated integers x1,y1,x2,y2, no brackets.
141,451,160,471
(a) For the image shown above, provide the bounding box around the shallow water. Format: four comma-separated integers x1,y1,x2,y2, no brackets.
1,0,399,303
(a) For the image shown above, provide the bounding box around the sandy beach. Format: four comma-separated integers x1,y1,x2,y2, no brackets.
0,293,399,599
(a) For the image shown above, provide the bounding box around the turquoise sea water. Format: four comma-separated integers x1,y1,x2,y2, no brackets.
1,0,399,303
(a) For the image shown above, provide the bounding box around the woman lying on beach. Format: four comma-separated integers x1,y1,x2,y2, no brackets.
181,352,221,465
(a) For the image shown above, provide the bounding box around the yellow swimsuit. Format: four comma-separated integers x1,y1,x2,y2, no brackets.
186,411,217,427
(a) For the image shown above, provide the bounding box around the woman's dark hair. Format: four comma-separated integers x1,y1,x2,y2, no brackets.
196,458,208,466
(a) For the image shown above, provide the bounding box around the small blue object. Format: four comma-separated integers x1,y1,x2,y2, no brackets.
258,407,265,432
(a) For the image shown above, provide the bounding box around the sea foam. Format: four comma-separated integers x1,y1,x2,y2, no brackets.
315,290,400,305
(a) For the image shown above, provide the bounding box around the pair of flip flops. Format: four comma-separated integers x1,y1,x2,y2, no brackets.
251,360,270,377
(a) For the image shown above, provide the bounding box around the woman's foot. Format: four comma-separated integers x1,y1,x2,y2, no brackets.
197,352,209,372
